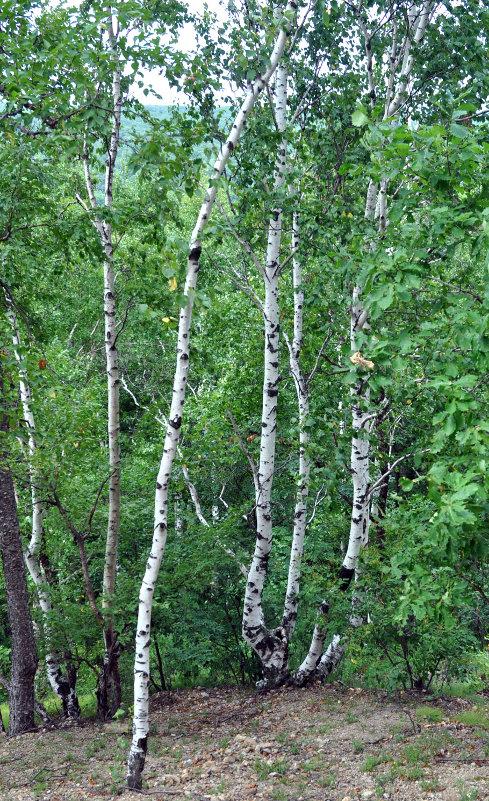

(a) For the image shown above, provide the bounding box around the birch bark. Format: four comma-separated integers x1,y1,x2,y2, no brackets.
6,305,80,718
127,3,297,788
301,1,436,683
282,212,310,643
241,63,290,687
76,12,122,719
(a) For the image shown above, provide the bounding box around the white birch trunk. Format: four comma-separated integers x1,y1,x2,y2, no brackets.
313,1,435,681
78,13,123,717
241,63,290,687
282,212,310,644
127,5,297,787
7,306,80,717
100,15,122,715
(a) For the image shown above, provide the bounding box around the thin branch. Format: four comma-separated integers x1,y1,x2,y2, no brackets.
212,257,264,314
180,457,248,578
218,484,229,509
49,486,104,625
214,198,266,279
112,298,135,347
227,409,259,492
120,374,141,407
87,474,111,538
306,484,328,527
427,275,482,304
307,331,333,385
366,449,430,498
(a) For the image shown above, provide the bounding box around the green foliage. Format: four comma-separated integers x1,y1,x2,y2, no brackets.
2,0,489,714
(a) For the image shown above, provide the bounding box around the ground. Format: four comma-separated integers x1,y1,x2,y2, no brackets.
1,684,488,801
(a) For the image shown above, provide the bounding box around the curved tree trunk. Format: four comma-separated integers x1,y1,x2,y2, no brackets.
7,305,80,718
127,3,297,788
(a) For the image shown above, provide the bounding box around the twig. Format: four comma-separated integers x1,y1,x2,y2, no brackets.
427,275,482,304
49,486,104,625
218,484,229,509
306,484,328,527
434,756,489,763
227,409,259,491
307,331,333,384
366,450,430,498
402,707,421,735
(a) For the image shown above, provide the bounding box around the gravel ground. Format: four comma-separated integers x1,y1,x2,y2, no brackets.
1,685,488,801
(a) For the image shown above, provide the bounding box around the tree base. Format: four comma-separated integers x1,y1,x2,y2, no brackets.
127,738,148,790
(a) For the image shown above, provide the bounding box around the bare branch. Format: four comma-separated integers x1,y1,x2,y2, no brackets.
180,460,248,578
227,409,259,492
49,486,103,625
307,331,333,385
306,484,328,527
366,449,430,498
218,484,229,509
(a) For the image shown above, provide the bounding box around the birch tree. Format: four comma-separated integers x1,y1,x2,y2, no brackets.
6,303,80,718
127,2,298,787
74,8,123,720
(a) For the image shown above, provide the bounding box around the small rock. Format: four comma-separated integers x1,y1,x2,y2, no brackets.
361,792,375,800
257,741,275,752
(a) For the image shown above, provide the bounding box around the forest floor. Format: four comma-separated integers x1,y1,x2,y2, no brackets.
1,684,489,801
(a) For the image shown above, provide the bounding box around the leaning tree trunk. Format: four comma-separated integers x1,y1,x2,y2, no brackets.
0,373,38,736
77,13,122,720
127,3,297,788
6,306,80,718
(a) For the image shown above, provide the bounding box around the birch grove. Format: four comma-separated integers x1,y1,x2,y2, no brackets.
2,0,489,755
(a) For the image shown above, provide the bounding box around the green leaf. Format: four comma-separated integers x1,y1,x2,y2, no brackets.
352,108,369,127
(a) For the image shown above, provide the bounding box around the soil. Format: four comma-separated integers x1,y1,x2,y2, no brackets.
1,684,488,801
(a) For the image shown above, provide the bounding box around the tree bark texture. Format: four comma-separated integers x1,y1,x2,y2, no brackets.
0,400,38,735
127,3,298,787
305,1,435,683
241,63,290,688
79,12,122,719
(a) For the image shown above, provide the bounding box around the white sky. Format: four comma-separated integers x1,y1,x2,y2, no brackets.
130,0,228,105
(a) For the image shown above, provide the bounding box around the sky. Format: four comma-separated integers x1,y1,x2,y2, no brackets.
130,0,228,105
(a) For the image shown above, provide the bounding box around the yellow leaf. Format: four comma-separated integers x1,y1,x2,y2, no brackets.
50,391,56,398
73,442,79,448
350,351,374,370
168,277,177,292
162,317,170,323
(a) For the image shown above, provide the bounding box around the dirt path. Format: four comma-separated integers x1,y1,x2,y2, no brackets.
1,685,488,801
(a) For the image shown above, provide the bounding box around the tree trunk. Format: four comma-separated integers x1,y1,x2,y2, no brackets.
0,383,38,736
296,1,436,684
7,304,80,718
78,12,122,720
241,63,290,688
126,4,297,788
